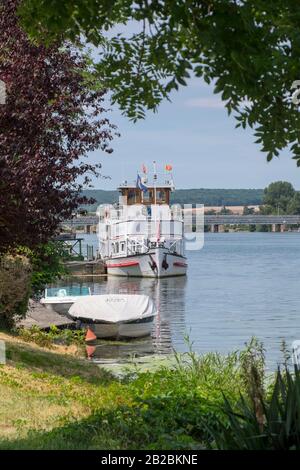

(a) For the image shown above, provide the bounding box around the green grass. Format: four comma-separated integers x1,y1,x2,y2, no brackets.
0,332,261,450
0,332,129,445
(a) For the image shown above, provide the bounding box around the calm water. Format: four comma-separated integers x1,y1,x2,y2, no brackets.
60,232,300,366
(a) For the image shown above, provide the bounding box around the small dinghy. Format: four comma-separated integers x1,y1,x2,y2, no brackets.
68,294,157,339
40,286,91,315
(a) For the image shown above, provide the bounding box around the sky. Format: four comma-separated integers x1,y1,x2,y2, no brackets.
89,77,300,191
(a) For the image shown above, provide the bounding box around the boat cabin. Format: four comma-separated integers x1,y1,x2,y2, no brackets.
118,183,172,206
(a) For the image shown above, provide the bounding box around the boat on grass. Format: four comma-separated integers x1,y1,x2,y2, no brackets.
68,294,157,339
40,286,91,315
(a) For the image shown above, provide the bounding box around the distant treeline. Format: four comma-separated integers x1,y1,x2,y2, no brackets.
170,188,263,206
81,188,263,211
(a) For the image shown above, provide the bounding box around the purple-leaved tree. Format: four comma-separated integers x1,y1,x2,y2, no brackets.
0,0,116,253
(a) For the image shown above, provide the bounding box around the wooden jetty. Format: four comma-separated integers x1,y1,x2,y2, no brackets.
18,300,75,331
64,259,106,276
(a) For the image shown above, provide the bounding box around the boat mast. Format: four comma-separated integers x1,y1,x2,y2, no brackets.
153,160,157,206
153,161,158,242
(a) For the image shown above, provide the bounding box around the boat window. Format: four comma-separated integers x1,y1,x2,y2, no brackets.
143,190,150,201
128,190,136,203
158,190,166,202
46,287,90,298
143,190,152,203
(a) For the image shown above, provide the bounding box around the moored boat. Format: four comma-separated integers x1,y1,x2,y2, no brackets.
98,163,188,278
68,294,157,339
40,286,91,315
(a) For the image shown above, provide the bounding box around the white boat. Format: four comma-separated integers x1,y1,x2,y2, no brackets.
40,286,91,315
98,164,188,278
68,294,157,339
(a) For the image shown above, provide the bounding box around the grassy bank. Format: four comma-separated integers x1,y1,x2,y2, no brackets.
0,332,128,447
0,331,250,449
2,332,298,450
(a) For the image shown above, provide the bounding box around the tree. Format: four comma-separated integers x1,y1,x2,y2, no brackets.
0,0,116,253
18,1,300,165
287,192,300,215
204,209,217,215
262,181,295,214
243,206,255,215
219,206,233,215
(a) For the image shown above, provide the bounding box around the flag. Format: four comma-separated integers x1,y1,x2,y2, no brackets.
165,164,172,171
142,164,147,174
136,174,148,192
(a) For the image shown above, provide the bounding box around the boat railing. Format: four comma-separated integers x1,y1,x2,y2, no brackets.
108,221,184,240
106,215,184,223
109,234,183,241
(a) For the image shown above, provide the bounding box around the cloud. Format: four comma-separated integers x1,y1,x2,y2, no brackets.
184,97,224,109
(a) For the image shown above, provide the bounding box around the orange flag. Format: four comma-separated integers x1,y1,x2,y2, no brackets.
165,164,172,171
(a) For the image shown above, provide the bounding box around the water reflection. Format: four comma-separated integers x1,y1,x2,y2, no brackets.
86,338,155,364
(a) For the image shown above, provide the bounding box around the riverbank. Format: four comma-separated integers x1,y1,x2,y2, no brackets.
0,330,248,450
19,300,75,330
1,331,300,449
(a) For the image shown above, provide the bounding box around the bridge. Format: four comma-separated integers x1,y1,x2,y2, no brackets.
61,215,300,233
204,215,300,232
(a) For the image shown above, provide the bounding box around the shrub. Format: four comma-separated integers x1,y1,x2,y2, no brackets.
0,254,31,329
17,242,69,297
88,346,246,449
205,342,300,450
17,325,86,348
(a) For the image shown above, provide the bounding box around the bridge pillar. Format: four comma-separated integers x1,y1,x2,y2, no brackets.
280,224,286,233
218,224,225,233
210,224,219,233
85,225,91,234
272,224,281,232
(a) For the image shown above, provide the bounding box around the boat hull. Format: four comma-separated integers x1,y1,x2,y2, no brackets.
106,248,187,278
78,316,155,339
42,301,74,316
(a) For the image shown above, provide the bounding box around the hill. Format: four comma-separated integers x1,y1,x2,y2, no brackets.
81,188,264,211
170,188,263,206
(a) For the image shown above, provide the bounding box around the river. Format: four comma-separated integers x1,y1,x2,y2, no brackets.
57,232,300,366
